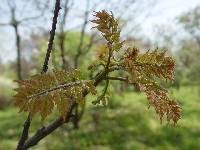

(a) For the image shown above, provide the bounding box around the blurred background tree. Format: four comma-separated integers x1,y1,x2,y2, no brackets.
176,6,200,86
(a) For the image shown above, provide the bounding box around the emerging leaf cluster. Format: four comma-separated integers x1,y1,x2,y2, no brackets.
14,70,96,122
91,10,124,65
91,11,181,125
123,48,180,125
91,10,124,51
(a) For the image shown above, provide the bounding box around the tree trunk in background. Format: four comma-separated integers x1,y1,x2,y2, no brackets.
59,0,72,69
14,24,22,80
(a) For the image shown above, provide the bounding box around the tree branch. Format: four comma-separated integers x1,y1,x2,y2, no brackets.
42,0,61,73
22,103,76,150
16,116,31,150
14,23,22,80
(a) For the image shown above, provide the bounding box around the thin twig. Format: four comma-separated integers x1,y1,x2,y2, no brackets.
74,0,90,68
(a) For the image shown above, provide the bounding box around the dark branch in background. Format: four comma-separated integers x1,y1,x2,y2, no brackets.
16,0,61,149
13,14,22,80
9,2,22,80
59,0,74,69
59,0,69,69
81,33,98,55
74,0,90,68
42,0,61,73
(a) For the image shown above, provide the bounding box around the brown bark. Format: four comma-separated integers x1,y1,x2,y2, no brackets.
42,0,61,73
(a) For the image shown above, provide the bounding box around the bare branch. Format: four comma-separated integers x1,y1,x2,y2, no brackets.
60,0,72,32
14,23,22,80
22,103,76,150
16,116,31,150
42,0,61,73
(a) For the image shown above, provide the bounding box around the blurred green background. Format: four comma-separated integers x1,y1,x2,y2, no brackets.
0,0,200,149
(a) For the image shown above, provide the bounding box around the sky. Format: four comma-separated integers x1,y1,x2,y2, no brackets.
0,0,200,63
141,0,200,36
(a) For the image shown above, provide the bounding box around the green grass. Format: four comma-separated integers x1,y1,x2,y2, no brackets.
0,86,200,150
